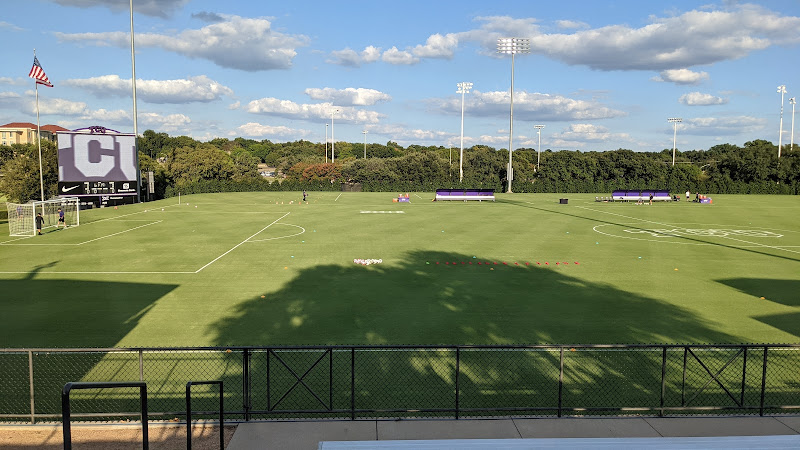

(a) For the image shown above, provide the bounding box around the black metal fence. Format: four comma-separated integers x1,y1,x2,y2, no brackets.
2,344,799,423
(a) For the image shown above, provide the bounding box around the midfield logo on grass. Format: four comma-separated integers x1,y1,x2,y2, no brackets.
624,229,783,238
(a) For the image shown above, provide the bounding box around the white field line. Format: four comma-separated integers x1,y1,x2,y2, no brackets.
414,193,425,199
247,223,305,242
360,211,406,214
194,212,290,273
577,205,800,254
0,221,162,246
334,193,343,202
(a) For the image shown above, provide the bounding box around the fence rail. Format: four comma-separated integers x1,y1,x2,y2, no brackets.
1,344,799,423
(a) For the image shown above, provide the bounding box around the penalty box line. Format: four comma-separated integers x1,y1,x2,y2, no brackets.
576,205,800,255
194,212,290,273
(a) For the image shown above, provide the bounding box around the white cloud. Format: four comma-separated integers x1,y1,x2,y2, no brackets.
245,98,384,123
681,116,766,135
326,46,383,67
237,122,310,138
327,48,362,67
652,69,710,85
551,123,633,143
555,20,589,30
304,87,391,106
679,92,729,106
55,15,309,71
365,123,452,145
411,33,459,59
434,90,626,121
138,112,191,131
382,47,419,65
0,21,24,32
62,75,234,104
361,46,382,63
50,0,189,18
0,77,27,86
228,101,241,110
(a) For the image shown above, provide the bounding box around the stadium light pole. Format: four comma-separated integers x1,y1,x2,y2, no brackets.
668,118,682,166
456,81,472,182
778,85,786,158
129,0,141,203
790,97,796,151
331,109,339,163
325,123,328,163
534,125,545,170
362,130,368,159
497,38,530,193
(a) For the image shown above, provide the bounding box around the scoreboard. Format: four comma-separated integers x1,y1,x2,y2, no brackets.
57,128,139,206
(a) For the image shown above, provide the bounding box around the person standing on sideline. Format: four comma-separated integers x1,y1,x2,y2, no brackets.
303,190,307,202
686,190,690,201
649,193,654,205
57,207,66,228
35,213,44,235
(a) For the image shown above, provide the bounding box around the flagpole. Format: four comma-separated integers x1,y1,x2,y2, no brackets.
34,49,45,203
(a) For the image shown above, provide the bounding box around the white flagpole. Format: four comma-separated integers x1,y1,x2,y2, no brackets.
34,49,45,203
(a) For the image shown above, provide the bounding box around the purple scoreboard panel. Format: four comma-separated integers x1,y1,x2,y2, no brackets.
57,130,138,205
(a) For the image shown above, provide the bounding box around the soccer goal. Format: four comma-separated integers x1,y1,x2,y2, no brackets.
6,198,80,236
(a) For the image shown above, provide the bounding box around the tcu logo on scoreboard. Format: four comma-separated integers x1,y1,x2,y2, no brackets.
58,131,137,182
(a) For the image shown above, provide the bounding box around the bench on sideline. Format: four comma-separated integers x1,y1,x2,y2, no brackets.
611,190,672,202
435,189,495,202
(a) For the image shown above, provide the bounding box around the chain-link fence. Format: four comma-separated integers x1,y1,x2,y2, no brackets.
1,344,799,423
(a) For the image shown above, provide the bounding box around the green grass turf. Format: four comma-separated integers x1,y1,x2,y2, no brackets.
1,192,799,348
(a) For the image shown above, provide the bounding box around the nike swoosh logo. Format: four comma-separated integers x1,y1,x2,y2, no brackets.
61,185,79,192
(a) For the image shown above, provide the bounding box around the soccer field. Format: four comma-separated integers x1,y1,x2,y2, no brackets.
1,192,799,348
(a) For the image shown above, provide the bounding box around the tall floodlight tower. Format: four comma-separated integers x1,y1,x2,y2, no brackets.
778,85,786,158
668,118,682,166
790,97,796,151
456,82,472,182
325,123,329,163
534,125,545,170
331,109,339,163
362,130,368,159
129,0,141,202
497,38,530,193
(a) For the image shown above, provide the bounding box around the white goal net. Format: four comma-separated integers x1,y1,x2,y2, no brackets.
6,198,80,236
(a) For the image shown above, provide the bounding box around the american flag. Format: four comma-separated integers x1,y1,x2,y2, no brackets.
28,56,53,87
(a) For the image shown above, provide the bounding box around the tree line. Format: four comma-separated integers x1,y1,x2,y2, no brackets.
1,129,798,203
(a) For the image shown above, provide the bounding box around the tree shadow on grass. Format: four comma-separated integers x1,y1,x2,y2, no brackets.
210,250,737,346
203,251,755,419
717,278,800,307
0,264,179,420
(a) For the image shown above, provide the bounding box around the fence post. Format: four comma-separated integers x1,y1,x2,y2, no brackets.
740,346,748,407
455,347,460,420
660,346,667,417
243,349,250,421
350,347,355,421
558,347,564,418
329,348,333,411
760,346,768,416
681,346,688,406
28,351,34,424
139,349,144,382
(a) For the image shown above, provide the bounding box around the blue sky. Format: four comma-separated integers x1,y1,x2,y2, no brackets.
1,0,799,152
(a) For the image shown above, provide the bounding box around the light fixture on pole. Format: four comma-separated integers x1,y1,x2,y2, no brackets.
331,109,339,163
497,38,530,193
325,123,328,163
456,81,473,182
534,125,545,170
778,85,786,158
668,118,682,166
362,130,368,159
790,97,796,151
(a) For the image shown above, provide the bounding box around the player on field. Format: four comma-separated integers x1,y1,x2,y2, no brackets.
57,207,66,228
35,213,44,235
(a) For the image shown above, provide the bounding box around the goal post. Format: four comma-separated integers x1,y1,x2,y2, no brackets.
6,198,79,236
